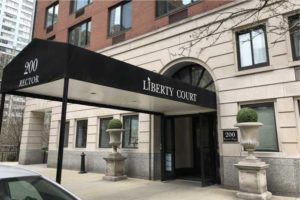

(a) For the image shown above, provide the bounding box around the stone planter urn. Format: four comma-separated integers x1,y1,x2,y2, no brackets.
234,108,272,200
103,119,127,181
235,122,263,160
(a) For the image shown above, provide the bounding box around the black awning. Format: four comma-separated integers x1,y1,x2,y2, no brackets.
1,39,216,115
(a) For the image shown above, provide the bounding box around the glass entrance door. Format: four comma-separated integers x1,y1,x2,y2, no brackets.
161,117,175,181
193,114,218,186
161,113,219,185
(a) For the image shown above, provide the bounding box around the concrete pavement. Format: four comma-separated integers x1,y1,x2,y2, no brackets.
2,163,299,200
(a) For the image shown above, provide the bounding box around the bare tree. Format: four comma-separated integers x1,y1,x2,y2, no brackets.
0,107,24,149
0,53,14,78
41,112,51,150
171,0,300,57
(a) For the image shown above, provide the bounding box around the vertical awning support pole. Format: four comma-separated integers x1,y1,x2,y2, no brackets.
0,93,5,134
56,78,69,184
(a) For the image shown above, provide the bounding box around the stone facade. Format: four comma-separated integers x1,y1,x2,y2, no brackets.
19,0,300,197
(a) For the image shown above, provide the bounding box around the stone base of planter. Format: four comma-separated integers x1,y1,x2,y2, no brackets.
234,160,272,200
103,152,127,182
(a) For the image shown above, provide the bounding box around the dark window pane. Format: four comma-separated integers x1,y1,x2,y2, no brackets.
290,15,300,60
122,2,132,30
292,31,300,58
2,176,77,200
76,120,87,148
64,122,70,147
110,6,121,35
168,1,182,11
45,4,59,28
191,67,201,86
242,103,278,151
156,0,197,17
172,65,215,92
109,1,132,36
75,0,89,11
69,20,91,47
156,1,167,17
178,68,191,84
123,115,139,148
99,118,112,148
46,7,54,27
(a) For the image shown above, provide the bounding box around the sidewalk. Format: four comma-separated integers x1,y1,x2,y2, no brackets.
2,163,299,200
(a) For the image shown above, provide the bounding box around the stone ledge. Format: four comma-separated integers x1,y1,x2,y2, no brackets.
103,175,128,182
237,191,272,200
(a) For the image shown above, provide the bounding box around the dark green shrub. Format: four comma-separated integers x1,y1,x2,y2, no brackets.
237,108,258,123
108,119,122,129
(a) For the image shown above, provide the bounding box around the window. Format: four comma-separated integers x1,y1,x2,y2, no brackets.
71,0,91,13
75,120,87,148
1,176,78,200
289,14,300,61
156,0,199,17
99,117,112,148
242,103,278,151
64,122,70,147
22,5,33,12
18,37,29,43
236,26,269,70
122,115,138,148
68,20,91,47
45,3,59,28
20,18,31,26
21,11,32,19
4,12,17,19
109,1,132,36
2,25,14,32
172,65,215,92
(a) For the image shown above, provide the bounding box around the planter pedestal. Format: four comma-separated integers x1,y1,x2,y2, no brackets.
235,159,272,200
103,152,127,181
234,122,272,200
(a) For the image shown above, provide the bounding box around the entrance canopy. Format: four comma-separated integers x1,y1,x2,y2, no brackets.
1,39,216,115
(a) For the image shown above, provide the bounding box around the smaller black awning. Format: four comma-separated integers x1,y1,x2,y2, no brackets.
1,39,216,115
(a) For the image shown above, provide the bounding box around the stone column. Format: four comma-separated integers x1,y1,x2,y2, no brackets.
19,111,45,164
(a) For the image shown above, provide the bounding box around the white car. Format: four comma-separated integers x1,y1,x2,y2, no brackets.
0,165,81,200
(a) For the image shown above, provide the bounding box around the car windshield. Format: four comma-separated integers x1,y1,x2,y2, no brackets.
0,176,77,200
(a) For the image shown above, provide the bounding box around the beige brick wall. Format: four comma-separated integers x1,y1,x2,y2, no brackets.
22,0,300,160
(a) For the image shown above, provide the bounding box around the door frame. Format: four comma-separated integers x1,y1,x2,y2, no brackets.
160,112,220,184
161,116,176,181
